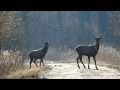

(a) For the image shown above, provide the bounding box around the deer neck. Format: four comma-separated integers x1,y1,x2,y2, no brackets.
42,46,48,53
95,43,99,51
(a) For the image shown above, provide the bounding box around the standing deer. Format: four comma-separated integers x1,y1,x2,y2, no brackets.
75,37,102,70
29,42,49,68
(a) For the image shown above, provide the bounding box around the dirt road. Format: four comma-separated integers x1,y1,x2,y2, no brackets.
38,61,120,79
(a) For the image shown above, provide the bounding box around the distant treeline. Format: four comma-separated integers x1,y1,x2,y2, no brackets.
20,11,120,50
1,11,120,54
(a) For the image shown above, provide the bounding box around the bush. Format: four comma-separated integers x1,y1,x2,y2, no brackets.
97,44,120,68
0,50,23,78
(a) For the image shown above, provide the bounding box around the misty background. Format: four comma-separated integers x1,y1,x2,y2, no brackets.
20,11,120,49
0,11,120,61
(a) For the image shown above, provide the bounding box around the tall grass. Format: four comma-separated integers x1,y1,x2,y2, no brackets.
0,50,48,79
1,44,120,78
97,44,120,68
0,50,23,78
4,63,47,79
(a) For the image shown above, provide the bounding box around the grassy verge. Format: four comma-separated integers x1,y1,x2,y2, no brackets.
3,63,48,79
97,44,120,70
1,44,120,79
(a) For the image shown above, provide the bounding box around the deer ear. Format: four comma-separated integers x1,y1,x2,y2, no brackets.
100,37,102,39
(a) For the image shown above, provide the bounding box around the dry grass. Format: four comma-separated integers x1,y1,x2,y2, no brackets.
97,44,120,70
0,51,23,78
0,51,48,79
3,62,47,79
1,44,120,79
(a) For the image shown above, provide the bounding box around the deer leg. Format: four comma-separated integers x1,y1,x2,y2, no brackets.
33,59,38,68
76,56,80,69
93,56,98,70
30,57,33,69
80,56,86,68
88,56,90,69
41,59,44,67
40,59,42,68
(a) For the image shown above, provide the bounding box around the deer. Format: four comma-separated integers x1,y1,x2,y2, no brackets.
29,42,49,68
75,37,102,70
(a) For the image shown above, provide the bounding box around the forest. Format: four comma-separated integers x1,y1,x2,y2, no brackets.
0,11,120,78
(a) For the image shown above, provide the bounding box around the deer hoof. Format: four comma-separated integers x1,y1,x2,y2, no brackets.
96,68,99,70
